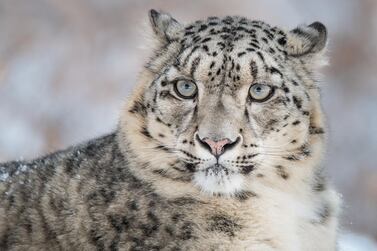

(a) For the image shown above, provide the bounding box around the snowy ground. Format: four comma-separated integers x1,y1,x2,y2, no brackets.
339,233,377,251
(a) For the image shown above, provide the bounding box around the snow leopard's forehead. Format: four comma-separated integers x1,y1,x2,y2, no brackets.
180,16,287,59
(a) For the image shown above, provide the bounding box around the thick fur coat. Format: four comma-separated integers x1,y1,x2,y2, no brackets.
0,10,340,250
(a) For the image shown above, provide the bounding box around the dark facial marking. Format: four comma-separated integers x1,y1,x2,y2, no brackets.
249,61,258,79
240,165,254,175
275,165,289,180
269,67,283,78
309,126,325,135
141,127,153,139
283,155,300,161
256,51,265,63
128,100,147,116
292,120,301,126
277,36,287,45
293,96,302,109
190,56,201,77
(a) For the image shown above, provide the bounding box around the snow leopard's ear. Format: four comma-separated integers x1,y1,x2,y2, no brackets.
287,22,327,56
148,9,183,43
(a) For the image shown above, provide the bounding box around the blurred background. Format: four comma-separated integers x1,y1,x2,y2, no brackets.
0,0,376,249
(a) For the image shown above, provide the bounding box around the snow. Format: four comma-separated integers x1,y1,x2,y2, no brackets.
19,164,28,172
339,233,377,251
0,172,9,182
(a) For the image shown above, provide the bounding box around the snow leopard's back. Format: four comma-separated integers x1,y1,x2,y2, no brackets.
0,133,200,250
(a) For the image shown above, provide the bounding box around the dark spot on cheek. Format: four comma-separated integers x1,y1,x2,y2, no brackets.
240,165,254,175
155,145,172,153
275,165,289,180
293,96,302,109
185,163,196,172
155,117,164,124
292,120,301,125
140,127,153,139
283,155,299,161
277,36,287,45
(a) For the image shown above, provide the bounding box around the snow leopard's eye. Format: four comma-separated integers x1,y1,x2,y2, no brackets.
249,83,275,102
174,80,198,99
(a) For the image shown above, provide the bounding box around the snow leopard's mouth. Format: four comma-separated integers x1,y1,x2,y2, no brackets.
203,164,232,175
193,163,244,195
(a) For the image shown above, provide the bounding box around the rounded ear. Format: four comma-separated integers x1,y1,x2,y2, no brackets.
286,22,327,57
148,9,183,43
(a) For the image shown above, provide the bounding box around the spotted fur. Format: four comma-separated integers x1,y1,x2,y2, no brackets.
0,10,340,250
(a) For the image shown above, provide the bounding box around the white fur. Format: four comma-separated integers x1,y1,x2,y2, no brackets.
193,168,244,196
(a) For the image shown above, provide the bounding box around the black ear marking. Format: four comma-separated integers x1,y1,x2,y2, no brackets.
286,21,327,57
148,9,183,43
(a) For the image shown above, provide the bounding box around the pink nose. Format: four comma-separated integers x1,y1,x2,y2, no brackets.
202,138,231,156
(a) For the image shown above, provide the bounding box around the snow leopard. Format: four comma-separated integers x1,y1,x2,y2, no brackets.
0,10,340,251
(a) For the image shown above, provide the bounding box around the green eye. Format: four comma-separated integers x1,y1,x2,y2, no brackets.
249,83,274,102
174,80,198,99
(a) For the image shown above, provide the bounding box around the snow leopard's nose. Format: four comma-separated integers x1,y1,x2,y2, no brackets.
196,135,240,157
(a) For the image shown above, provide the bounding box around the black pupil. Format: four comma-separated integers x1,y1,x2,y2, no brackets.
255,86,263,92
184,83,191,89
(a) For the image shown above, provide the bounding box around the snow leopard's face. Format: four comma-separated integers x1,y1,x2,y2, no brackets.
125,11,327,196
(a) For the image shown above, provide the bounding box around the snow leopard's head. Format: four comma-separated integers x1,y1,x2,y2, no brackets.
121,10,328,197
